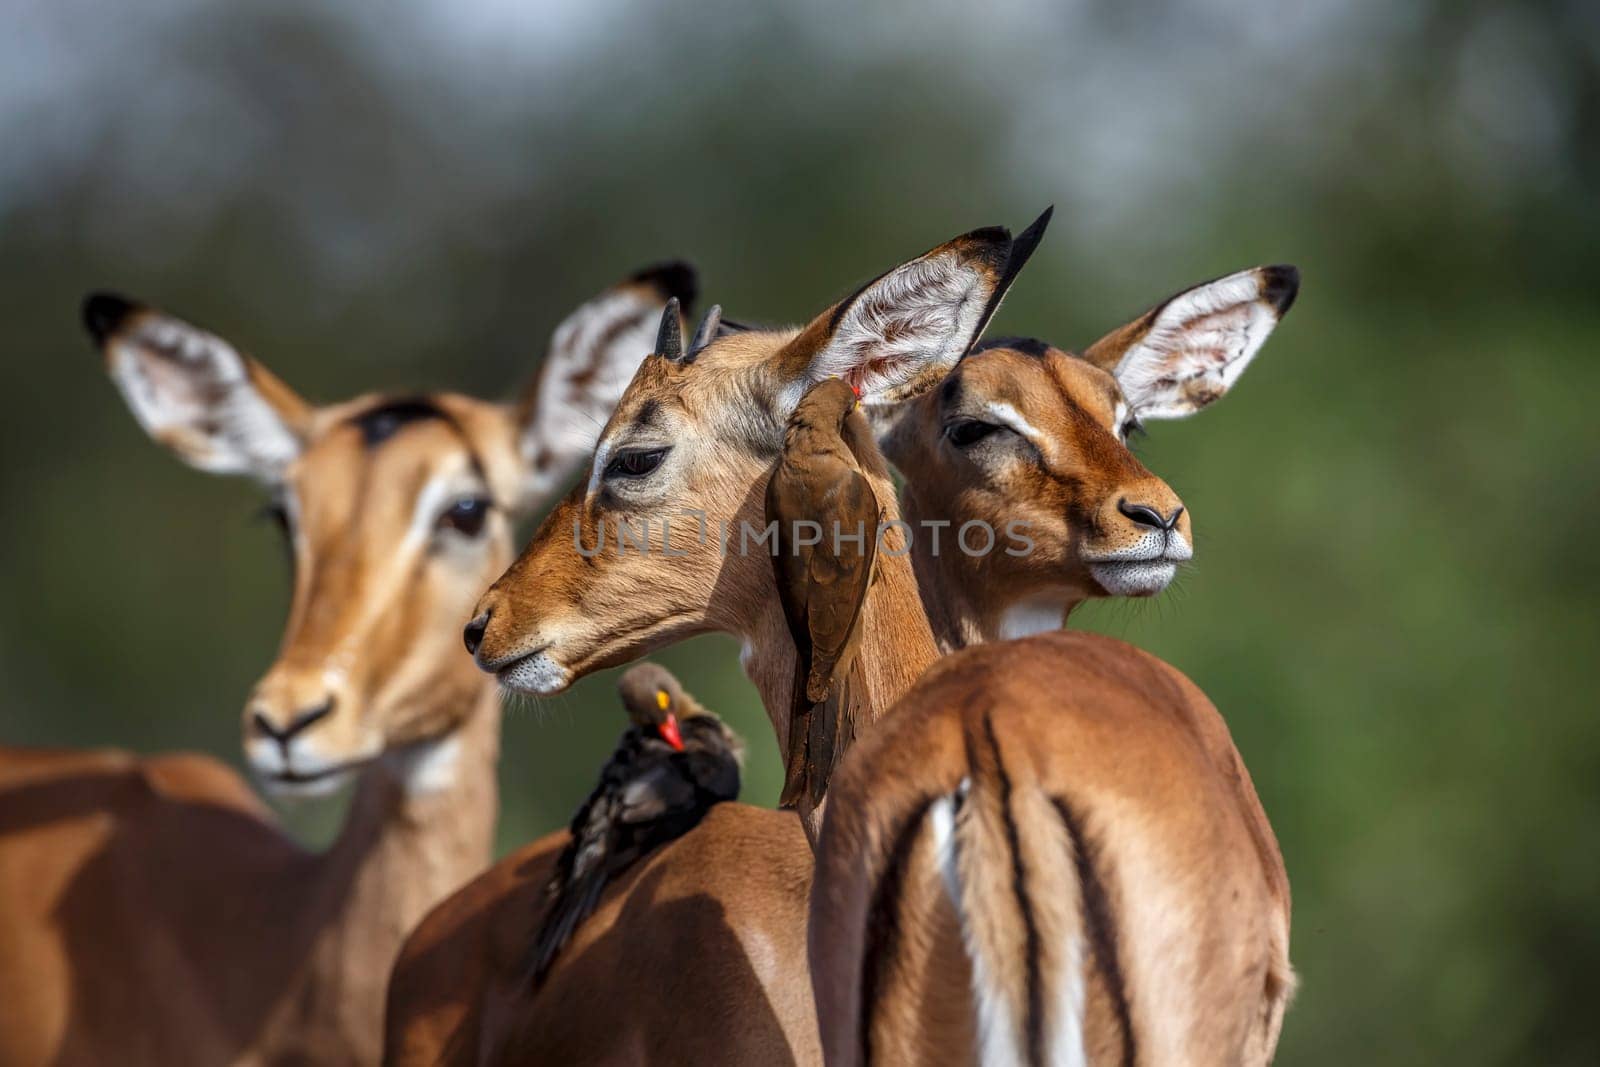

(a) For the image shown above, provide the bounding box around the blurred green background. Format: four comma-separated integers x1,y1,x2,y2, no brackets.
3,0,1597,1062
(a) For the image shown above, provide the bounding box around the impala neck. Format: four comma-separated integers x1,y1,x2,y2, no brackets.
273,682,499,1056
739,510,941,765
899,487,1074,651
336,683,499,909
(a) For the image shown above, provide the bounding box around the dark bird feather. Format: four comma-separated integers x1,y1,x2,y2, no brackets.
528,666,741,986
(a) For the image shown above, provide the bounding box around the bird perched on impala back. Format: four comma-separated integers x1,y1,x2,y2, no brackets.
766,376,885,816
528,662,742,986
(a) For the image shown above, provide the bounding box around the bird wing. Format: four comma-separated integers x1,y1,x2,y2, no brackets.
798,471,879,701
766,461,817,658
529,729,649,985
682,717,744,803
767,446,878,809
548,731,643,891
616,759,699,823
527,732,734,986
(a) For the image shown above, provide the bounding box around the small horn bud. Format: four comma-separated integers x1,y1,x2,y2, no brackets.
687,304,723,361
655,298,683,362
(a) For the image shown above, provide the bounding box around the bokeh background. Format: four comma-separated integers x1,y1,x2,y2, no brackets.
3,0,1597,1061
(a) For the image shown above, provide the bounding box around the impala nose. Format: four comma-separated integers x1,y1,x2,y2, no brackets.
463,611,491,656
250,699,335,754
1118,499,1184,532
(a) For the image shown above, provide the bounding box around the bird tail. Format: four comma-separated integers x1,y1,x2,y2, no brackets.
527,865,610,988
779,659,862,812
779,655,811,809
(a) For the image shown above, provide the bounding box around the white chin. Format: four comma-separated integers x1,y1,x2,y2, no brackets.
498,651,572,696
258,766,355,799
1089,560,1178,597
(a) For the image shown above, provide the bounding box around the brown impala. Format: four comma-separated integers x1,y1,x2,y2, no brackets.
0,264,691,1066
386,219,1297,1065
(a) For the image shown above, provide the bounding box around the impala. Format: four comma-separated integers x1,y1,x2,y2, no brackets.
387,219,1297,1065
0,264,690,1066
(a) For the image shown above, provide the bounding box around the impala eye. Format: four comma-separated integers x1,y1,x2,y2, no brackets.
605,448,669,481
946,419,1001,448
1121,416,1147,444
439,496,492,537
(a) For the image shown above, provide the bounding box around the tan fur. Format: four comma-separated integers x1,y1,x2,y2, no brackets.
820,274,1300,1065
470,327,942,799
1,272,678,1065
386,805,818,1066
392,227,1030,1062
887,344,1189,649
405,248,1293,1064
397,331,944,1065
0,390,512,1064
813,633,1291,1066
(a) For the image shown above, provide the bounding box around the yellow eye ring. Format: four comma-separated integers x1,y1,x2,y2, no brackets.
656,689,670,711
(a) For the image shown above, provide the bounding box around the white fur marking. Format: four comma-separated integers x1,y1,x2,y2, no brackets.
932,783,1025,1067
984,401,1049,458
499,651,571,695
929,789,963,900
997,593,1070,640
397,734,462,795
408,467,473,546
107,318,300,480
1049,931,1089,1067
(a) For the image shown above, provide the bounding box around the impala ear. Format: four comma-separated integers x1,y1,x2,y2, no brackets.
83,293,312,483
775,209,1051,414
1083,265,1299,420
513,262,696,506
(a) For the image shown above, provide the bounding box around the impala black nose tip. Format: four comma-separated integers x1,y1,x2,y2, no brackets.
1118,499,1184,532
463,611,490,656
251,700,335,752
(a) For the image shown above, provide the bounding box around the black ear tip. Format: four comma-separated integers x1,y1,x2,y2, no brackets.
82,291,137,343
962,224,1013,247
1007,206,1054,267
633,261,699,311
1259,265,1300,316
1019,205,1054,242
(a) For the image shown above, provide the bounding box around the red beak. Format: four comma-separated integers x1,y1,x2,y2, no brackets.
658,714,685,752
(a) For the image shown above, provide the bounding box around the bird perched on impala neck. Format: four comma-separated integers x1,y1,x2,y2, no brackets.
766,376,885,819
528,663,742,986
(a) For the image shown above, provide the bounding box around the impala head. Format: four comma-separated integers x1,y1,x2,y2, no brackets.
468,212,1051,694
886,264,1299,632
84,264,693,795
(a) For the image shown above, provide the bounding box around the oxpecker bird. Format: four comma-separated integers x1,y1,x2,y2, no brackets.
766,376,885,815
528,663,742,985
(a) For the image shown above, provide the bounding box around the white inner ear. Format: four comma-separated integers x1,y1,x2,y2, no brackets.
801,253,988,407
520,288,661,502
1114,269,1280,421
107,316,301,480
